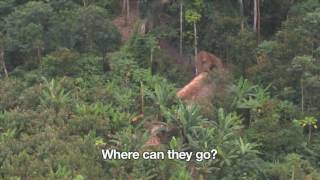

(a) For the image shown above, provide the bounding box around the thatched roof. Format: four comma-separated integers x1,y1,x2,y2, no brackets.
176,72,215,101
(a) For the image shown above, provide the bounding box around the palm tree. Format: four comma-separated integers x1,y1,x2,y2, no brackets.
294,116,317,142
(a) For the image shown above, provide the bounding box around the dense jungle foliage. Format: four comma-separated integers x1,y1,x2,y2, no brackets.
0,0,319,179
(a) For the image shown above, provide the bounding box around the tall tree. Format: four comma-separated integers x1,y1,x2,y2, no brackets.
289,55,319,115
0,33,8,77
180,0,184,55
4,1,52,66
186,10,201,75
185,0,203,75
122,0,130,25
253,0,261,44
70,6,121,55
239,0,244,32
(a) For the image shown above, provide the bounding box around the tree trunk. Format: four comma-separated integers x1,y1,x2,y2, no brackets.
253,0,257,31
253,0,261,44
122,0,126,14
150,48,154,74
37,47,42,70
180,0,183,56
194,22,198,75
301,79,304,114
123,0,130,25
308,124,312,143
122,0,127,24
83,0,86,7
140,82,144,114
0,48,8,78
126,0,130,23
291,167,295,180
257,0,260,43
239,0,244,32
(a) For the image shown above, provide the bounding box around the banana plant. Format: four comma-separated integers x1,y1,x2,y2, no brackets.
212,108,244,167
40,77,71,113
0,128,16,144
49,164,72,179
232,77,270,110
169,166,192,180
191,126,220,176
146,81,176,120
214,108,243,146
231,77,256,107
237,137,260,155
74,103,112,116
175,103,208,148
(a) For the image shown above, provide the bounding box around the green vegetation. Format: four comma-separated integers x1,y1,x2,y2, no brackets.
0,0,319,179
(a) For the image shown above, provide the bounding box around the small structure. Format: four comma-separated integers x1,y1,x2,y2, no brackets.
177,51,224,102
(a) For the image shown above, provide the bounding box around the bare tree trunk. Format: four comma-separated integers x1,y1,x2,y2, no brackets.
83,0,86,7
301,79,304,114
253,0,257,31
291,167,295,180
150,48,153,74
0,48,8,77
126,0,130,23
257,0,260,43
37,47,42,70
253,0,261,44
122,0,126,14
123,0,130,25
239,0,244,32
140,82,144,114
194,22,198,75
122,0,127,24
180,0,183,56
308,124,312,142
